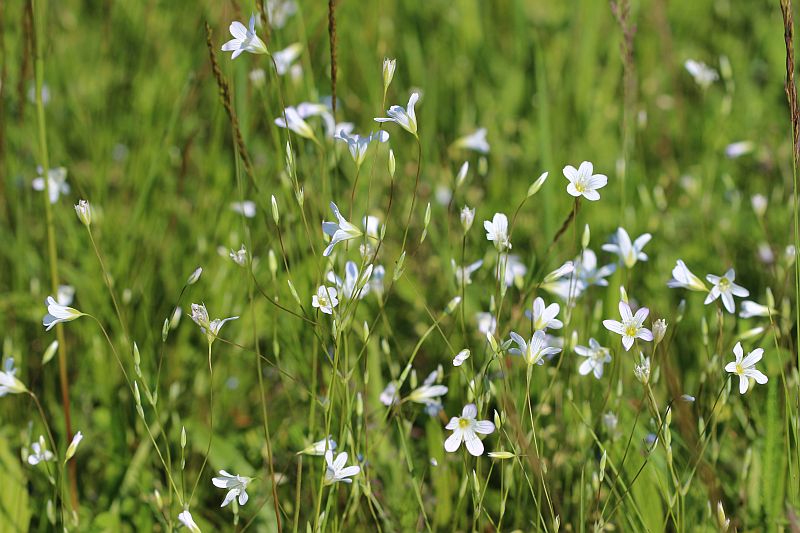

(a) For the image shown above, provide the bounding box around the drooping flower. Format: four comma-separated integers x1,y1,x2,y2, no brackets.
406,370,448,408
603,301,653,351
602,227,651,268
298,436,337,456
335,130,389,168
189,303,238,344
312,286,339,315
444,404,495,456
379,382,399,406
322,202,363,257
65,431,83,462
26,436,54,465
33,167,69,204
178,510,202,532
484,213,511,251
576,338,611,379
0,358,27,396
212,470,252,507
43,296,84,331
499,255,526,287
374,92,420,136
327,261,371,301
275,106,317,140
525,297,563,331
725,342,768,394
229,244,248,266
739,300,774,319
452,259,483,286
324,450,361,484
453,349,470,367
221,15,268,59
667,260,707,291
452,128,490,153
563,161,607,201
705,269,749,314
508,330,561,366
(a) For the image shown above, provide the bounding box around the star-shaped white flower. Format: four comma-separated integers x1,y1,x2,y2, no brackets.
212,470,252,507
322,202,363,257
563,161,607,201
725,342,768,394
602,227,651,268
603,301,653,351
312,286,339,315
667,259,707,291
33,167,69,204
484,213,511,251
452,259,483,285
509,330,561,366
335,130,389,168
705,269,749,314
374,92,420,136
27,436,54,465
476,312,497,336
221,15,267,59
43,296,84,331
406,370,448,407
189,304,238,345
576,338,611,379
324,450,361,484
444,404,495,456
273,43,303,75
525,297,563,331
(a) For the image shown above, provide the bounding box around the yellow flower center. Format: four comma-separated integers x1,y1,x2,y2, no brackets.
458,418,470,429
718,278,730,291
625,324,638,337
575,181,586,193
735,363,743,375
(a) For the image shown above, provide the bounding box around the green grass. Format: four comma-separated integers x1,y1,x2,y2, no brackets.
1,0,799,531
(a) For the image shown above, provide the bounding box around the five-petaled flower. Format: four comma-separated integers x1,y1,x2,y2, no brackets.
705,269,749,314
212,470,252,507
576,338,611,379
525,297,563,331
322,202,363,256
43,296,84,331
602,227,651,269
312,286,339,315
725,342,768,394
335,130,389,168
33,166,69,204
374,92,420,136
484,213,511,251
444,404,495,456
563,161,607,201
221,15,268,59
27,436,54,466
603,301,653,351
324,450,361,484
509,330,561,366
189,303,238,345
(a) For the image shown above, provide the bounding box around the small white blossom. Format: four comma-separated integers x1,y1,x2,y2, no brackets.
382,58,397,90
273,43,303,75
43,296,84,331
407,370,448,407
452,259,483,285
726,141,754,159
633,354,651,384
725,342,768,394
705,269,749,314
751,194,768,217
452,128,490,153
379,382,399,406
525,297,563,330
460,206,475,232
576,338,611,379
322,202,363,256
189,303,238,344
275,106,317,140
444,404,495,456
299,436,337,456
212,470,252,507
374,92,420,136
65,431,83,462
312,286,339,315
667,259,707,291
484,213,511,251
33,167,69,204
739,300,773,319
603,301,653,351
602,227,651,268
324,450,361,484
563,161,607,201
266,0,297,29
453,349,470,367
74,199,92,226
499,255,527,287
178,510,201,532
229,245,248,266
476,312,497,336
221,15,267,59
26,436,54,465
230,201,256,218
335,130,389,168
0,358,27,395
684,59,718,89
509,330,561,366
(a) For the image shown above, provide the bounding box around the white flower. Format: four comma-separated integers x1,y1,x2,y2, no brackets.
460,206,475,232
178,510,201,532
367,265,385,297
0,358,27,395
65,431,83,462
324,450,361,484
685,59,718,89
407,370,448,406
453,349,470,367
667,260,707,291
299,436,337,456
602,227,651,268
509,330,561,366
652,319,668,344
43,296,84,331
374,92,420,136
704,269,749,314
230,201,256,218
476,312,497,336
499,255,526,287
603,301,653,351
739,300,773,319
212,470,252,507
379,382,399,406
33,167,69,204
266,0,297,29
525,297,563,330
751,194,768,217
26,436,54,465
229,244,248,266
189,303,238,344
725,342,768,394
563,161,607,201
312,286,339,315
484,213,511,251
335,130,389,168
275,106,317,140
543,250,615,301
602,412,618,431
221,15,267,59
452,259,483,285
74,199,92,226
633,354,651,384
726,141,754,159
273,43,303,75
57,285,75,306
452,128,490,153
576,338,611,379
444,404,495,456
322,202,363,256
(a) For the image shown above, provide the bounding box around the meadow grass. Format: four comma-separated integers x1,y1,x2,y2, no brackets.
1,0,799,531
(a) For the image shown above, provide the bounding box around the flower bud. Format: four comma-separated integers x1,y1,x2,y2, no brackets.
388,149,396,177
460,206,475,233
271,195,280,225
65,431,83,462
653,319,667,344
186,267,202,285
582,224,591,249
527,171,549,198
382,58,396,92
455,161,469,188
74,200,92,227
